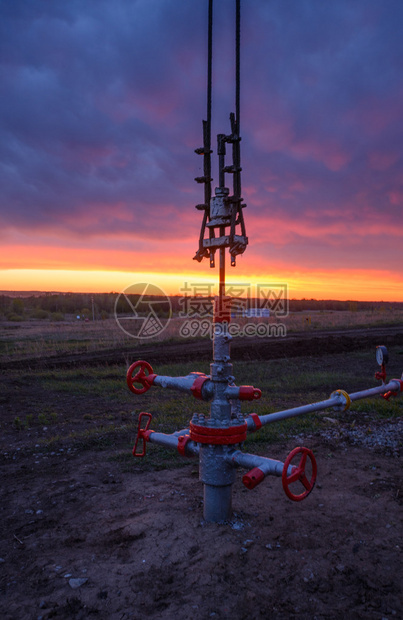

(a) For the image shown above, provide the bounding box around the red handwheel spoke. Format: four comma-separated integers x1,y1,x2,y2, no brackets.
299,452,307,470
132,370,144,385
300,473,312,491
287,467,302,484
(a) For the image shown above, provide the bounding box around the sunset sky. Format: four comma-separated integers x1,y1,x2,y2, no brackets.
1,0,402,301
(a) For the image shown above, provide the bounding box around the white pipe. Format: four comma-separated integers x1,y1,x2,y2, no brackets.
248,379,402,430
149,431,199,455
250,396,341,428
226,449,292,476
153,374,201,393
349,380,401,401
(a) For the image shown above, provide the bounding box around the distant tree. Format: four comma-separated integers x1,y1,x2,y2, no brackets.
50,312,64,321
8,313,24,322
12,298,24,315
0,295,11,315
33,309,48,319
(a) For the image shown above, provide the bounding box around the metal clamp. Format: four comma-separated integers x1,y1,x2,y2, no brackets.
248,412,262,431
331,389,351,411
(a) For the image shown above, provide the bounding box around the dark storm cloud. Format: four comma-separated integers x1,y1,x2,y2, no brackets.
0,0,402,269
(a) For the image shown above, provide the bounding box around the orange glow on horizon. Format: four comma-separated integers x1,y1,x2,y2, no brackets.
1,267,403,302
2,237,403,301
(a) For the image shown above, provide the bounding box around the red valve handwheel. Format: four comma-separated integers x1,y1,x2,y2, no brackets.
282,446,317,502
126,360,154,394
132,412,153,457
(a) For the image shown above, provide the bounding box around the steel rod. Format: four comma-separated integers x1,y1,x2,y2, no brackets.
235,0,240,130
227,450,292,477
349,380,400,401
219,246,225,304
153,373,209,394
248,379,402,429
207,0,212,135
149,431,199,455
252,396,341,428
205,0,212,212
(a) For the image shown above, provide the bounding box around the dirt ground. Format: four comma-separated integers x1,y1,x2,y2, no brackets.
1,330,402,620
1,437,401,620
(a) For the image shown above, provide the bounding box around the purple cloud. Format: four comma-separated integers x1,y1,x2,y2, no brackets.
0,0,402,276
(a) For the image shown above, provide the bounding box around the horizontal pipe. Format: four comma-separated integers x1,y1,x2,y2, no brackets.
153,374,201,393
174,427,192,436
349,379,401,402
153,374,214,400
226,385,262,401
249,396,341,428
226,449,293,477
247,379,402,430
149,431,199,456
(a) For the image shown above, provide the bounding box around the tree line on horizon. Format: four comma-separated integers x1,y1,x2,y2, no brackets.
0,292,401,323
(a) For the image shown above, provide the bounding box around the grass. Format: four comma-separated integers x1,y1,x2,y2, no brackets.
1,307,403,362
2,312,401,474
6,345,397,471
39,367,129,400
0,319,127,360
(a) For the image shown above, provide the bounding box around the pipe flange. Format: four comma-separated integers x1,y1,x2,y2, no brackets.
189,421,247,445
248,413,262,431
177,434,192,457
190,375,210,400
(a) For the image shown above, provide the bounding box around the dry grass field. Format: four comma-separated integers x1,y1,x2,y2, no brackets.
1,307,402,363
